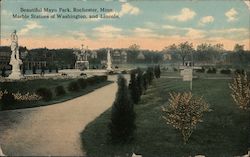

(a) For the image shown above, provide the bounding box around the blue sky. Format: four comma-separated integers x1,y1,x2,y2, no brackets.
1,0,249,50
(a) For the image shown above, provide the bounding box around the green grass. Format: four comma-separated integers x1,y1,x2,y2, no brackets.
0,78,112,110
81,75,250,157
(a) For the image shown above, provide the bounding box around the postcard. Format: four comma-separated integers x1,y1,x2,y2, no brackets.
0,0,249,156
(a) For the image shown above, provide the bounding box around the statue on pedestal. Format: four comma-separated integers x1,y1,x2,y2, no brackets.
8,30,23,79
74,44,89,70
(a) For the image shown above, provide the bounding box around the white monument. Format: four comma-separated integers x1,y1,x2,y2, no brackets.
106,49,112,71
74,44,89,70
8,30,24,79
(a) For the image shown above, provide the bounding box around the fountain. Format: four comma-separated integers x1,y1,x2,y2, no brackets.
8,30,24,80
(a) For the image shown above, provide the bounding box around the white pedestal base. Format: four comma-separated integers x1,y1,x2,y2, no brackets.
8,60,23,80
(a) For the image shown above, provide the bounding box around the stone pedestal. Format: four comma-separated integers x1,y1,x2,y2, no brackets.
75,61,89,70
8,59,23,80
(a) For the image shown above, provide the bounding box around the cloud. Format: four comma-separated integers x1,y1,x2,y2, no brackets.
167,8,196,22
93,25,122,33
244,1,250,10
105,3,139,18
185,28,205,39
225,8,238,22
133,27,164,38
93,25,123,39
198,16,214,26
19,21,43,35
209,28,249,40
162,25,179,30
68,31,87,40
119,3,140,16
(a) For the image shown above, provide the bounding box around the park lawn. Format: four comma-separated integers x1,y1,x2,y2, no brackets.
81,76,249,157
0,78,112,110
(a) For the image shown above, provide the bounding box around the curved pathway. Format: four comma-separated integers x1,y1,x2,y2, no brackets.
0,81,117,156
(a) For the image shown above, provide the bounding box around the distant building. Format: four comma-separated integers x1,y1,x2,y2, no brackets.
0,48,47,70
0,51,11,69
163,53,172,60
112,50,127,64
137,52,145,60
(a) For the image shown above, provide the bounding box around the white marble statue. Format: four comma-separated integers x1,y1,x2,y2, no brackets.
8,30,23,79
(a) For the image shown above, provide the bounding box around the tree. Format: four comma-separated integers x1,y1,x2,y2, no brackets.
136,68,143,97
146,67,154,84
109,74,136,143
22,64,26,75
229,72,250,110
129,70,140,104
154,65,161,79
129,44,140,51
142,72,149,91
1,67,6,77
177,42,194,65
234,44,245,68
162,92,210,144
32,66,36,74
163,44,179,62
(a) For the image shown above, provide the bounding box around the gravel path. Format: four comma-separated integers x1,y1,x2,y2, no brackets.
0,81,117,156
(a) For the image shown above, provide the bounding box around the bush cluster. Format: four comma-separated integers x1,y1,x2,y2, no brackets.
77,78,87,89
129,66,159,104
220,69,231,74
154,65,161,79
229,72,250,110
162,92,210,144
36,88,53,101
207,67,217,74
234,69,245,75
1,93,16,110
68,81,80,92
55,86,66,96
109,75,136,143
195,67,205,73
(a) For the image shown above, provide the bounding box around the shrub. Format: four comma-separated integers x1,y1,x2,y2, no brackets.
142,72,149,91
220,69,231,74
207,67,217,74
68,81,80,92
234,69,245,75
229,72,250,110
109,75,136,143
36,88,53,101
86,77,96,85
136,68,143,97
1,67,6,77
129,70,140,104
121,70,127,74
55,86,66,96
195,67,205,73
146,67,154,84
154,65,161,78
1,92,15,110
32,66,36,74
77,78,87,89
162,92,210,144
86,76,107,85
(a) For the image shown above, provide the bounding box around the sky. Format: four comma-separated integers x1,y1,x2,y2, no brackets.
0,0,249,50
